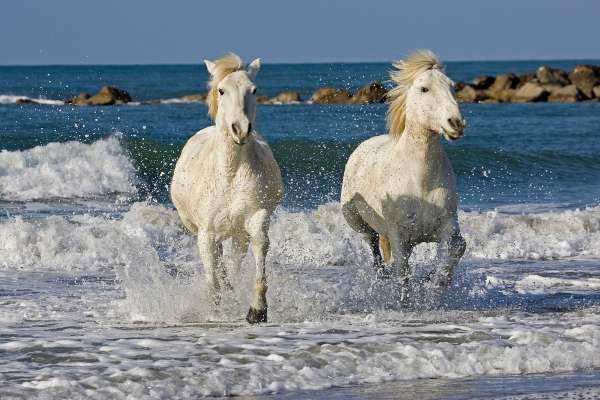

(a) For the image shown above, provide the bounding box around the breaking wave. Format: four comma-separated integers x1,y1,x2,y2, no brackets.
0,136,137,201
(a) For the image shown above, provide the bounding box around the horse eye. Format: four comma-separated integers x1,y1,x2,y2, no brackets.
421,87,429,93
251,87,257,95
218,88,224,95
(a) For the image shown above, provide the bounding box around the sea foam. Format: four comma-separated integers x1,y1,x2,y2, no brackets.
2,201,600,323
2,202,600,272
0,94,63,105
0,136,137,201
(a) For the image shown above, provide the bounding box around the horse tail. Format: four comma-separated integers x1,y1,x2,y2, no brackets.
379,235,391,265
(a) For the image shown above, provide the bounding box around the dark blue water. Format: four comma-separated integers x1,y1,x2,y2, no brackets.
1,60,599,209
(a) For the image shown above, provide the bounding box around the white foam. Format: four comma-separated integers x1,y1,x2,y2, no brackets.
487,274,600,294
158,97,201,104
2,202,600,398
0,94,63,105
0,202,187,273
0,94,28,104
2,311,600,398
0,136,137,201
2,202,600,291
461,207,600,260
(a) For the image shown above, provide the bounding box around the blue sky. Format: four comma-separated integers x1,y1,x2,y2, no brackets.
1,0,598,65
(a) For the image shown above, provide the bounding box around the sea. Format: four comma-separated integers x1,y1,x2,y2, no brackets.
1,60,600,399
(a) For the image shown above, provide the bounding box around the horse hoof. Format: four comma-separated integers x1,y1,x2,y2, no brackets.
246,307,267,324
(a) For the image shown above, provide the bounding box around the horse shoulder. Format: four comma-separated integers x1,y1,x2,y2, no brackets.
341,134,390,202
171,127,220,226
241,134,283,208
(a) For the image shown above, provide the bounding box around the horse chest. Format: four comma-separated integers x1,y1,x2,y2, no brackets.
204,176,261,229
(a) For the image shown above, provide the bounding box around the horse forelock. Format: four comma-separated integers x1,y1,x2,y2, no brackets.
207,53,244,121
386,49,444,138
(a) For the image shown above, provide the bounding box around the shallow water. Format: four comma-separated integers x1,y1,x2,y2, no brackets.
1,62,600,398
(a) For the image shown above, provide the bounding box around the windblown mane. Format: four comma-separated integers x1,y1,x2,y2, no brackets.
386,49,443,138
206,53,244,121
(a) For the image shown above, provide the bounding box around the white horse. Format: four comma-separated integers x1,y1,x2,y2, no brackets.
341,50,466,292
171,53,283,324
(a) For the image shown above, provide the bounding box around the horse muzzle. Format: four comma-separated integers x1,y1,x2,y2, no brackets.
230,122,252,145
443,118,465,141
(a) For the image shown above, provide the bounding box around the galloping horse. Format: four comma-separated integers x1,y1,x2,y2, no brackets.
341,50,466,294
171,53,283,323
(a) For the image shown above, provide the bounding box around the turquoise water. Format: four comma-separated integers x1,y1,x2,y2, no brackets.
1,61,600,399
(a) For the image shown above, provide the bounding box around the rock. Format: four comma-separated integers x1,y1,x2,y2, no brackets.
456,85,487,103
472,76,495,90
548,84,583,102
268,91,301,104
256,95,270,104
310,87,352,104
512,82,549,103
487,73,519,101
87,86,132,105
517,73,537,87
569,65,600,99
16,98,36,104
536,66,569,86
351,81,387,104
489,73,519,92
67,93,92,105
594,85,600,99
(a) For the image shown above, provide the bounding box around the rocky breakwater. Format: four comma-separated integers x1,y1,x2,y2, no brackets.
66,86,133,106
456,64,600,103
310,81,387,104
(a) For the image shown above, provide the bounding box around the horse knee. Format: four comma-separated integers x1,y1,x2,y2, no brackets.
246,210,269,237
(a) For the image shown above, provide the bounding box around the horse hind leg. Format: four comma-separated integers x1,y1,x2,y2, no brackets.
214,242,232,291
365,230,385,273
379,235,391,266
342,203,385,272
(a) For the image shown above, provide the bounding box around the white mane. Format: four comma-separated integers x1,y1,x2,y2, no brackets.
386,49,443,138
206,53,243,121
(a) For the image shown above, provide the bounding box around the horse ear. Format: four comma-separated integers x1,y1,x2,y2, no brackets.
247,58,261,79
204,59,216,76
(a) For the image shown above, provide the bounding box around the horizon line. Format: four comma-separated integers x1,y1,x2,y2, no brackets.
1,57,600,68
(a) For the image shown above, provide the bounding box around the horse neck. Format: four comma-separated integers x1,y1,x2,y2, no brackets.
214,125,249,178
396,120,446,179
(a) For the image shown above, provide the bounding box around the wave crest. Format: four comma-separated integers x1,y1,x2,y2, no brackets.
0,136,137,201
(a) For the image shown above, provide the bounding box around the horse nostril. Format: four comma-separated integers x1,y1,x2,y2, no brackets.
247,123,252,134
448,118,462,130
231,123,240,135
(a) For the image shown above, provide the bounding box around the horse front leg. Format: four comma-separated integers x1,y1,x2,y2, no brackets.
432,220,466,287
226,233,250,287
388,231,413,300
197,232,223,305
245,210,270,324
